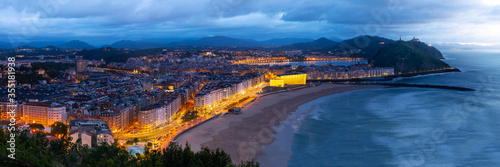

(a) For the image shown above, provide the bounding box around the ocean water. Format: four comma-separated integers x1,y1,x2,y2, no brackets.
286,50,500,166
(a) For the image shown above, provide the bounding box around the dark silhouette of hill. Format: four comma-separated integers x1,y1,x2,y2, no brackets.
107,40,166,49
372,41,450,73
408,40,444,59
260,38,314,46
57,40,96,49
168,36,262,47
281,37,338,50
328,35,395,58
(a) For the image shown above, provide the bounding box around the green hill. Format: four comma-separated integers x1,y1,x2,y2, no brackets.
323,35,395,58
371,41,450,73
408,41,444,59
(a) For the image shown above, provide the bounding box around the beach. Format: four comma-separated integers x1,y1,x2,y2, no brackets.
175,84,382,165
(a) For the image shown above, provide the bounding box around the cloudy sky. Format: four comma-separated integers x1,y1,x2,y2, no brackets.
1,0,499,46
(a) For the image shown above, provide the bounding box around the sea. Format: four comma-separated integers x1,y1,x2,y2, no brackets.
259,50,500,166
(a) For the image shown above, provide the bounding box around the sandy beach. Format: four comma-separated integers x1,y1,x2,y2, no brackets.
175,84,382,165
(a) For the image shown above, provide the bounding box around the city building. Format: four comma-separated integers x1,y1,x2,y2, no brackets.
99,106,132,132
270,73,307,87
69,120,114,148
76,57,88,74
138,104,166,130
22,100,67,127
69,130,92,147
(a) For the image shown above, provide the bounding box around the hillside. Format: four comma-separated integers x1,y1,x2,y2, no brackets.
0,41,12,49
281,37,337,50
408,41,444,59
58,40,96,49
168,36,262,47
260,38,314,46
108,40,166,49
372,41,450,73
328,35,395,58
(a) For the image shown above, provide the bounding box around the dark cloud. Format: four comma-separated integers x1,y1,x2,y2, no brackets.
0,0,498,45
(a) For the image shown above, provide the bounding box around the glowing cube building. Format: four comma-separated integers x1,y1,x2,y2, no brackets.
270,73,306,87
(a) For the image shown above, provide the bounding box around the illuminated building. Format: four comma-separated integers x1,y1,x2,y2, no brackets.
138,104,166,130
69,130,92,147
306,67,394,79
410,37,420,42
97,131,114,146
76,56,88,80
0,101,22,120
270,73,307,87
99,106,132,132
22,101,67,127
76,57,87,73
194,73,264,111
164,96,181,121
270,79,284,87
69,120,114,148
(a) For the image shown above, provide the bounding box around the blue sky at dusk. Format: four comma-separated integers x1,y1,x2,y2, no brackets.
1,0,499,46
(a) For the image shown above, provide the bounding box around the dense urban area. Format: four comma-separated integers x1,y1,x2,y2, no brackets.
0,36,456,166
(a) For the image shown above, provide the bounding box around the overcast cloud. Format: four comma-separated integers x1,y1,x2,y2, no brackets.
0,0,499,45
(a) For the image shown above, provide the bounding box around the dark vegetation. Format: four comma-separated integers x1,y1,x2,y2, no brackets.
371,41,450,73
0,128,259,167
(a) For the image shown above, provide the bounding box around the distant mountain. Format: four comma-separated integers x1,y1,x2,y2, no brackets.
57,40,96,49
107,40,166,49
22,41,66,48
168,36,262,47
433,43,500,51
372,41,450,73
259,38,314,46
140,38,194,44
14,45,37,49
281,37,338,50
0,41,12,49
330,35,395,58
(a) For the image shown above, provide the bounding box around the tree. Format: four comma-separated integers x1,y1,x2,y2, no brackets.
51,121,68,136
195,147,232,167
29,123,45,132
0,129,260,167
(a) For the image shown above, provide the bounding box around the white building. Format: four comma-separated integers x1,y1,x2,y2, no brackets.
69,120,114,148
138,105,166,130
23,101,67,127
165,97,180,121
69,130,92,147
97,130,114,146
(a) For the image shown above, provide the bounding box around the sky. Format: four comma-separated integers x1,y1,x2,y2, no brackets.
1,0,500,46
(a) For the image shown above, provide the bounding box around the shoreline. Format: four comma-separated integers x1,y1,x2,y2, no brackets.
307,68,461,82
175,84,382,164
256,88,361,167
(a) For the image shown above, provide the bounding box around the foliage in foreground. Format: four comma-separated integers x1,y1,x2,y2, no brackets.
0,129,259,167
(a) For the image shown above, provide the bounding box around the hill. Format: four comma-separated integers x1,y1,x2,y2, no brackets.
58,40,96,49
329,35,395,58
281,37,338,50
260,38,314,46
108,40,166,49
76,47,132,63
408,41,444,59
0,42,12,49
372,41,450,73
23,41,66,48
168,36,262,47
